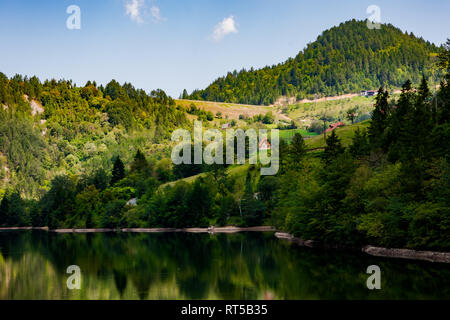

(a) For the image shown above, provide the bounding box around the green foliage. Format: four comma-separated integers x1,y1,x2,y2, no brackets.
40,175,77,229
323,130,344,164
262,112,275,124
349,128,370,157
0,191,28,226
286,133,307,170
0,35,449,253
241,172,266,226
111,156,125,185
346,107,358,124
0,74,188,198
273,50,450,250
186,103,214,121
189,20,441,105
368,87,389,148
130,149,149,174
308,120,325,134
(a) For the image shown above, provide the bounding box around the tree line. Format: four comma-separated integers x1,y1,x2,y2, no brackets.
187,20,441,105
272,40,450,250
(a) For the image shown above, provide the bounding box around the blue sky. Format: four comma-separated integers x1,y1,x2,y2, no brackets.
0,0,449,97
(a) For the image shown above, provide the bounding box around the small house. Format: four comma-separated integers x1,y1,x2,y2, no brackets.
221,123,231,130
325,122,345,133
361,90,377,97
259,138,271,150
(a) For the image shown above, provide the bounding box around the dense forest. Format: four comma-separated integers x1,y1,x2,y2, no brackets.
187,20,441,105
272,40,450,250
0,32,449,252
0,74,187,198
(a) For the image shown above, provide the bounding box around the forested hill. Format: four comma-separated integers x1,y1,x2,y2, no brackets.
187,19,441,105
0,74,187,198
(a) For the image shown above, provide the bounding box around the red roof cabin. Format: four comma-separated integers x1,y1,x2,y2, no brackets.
325,122,345,133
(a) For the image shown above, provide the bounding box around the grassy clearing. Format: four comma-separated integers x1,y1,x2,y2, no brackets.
160,164,250,189
305,120,371,149
160,121,370,189
175,99,272,120
279,129,318,141
281,95,377,125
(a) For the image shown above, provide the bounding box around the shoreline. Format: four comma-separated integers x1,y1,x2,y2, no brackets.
274,232,450,264
51,226,277,233
0,227,49,231
1,226,449,263
0,226,276,234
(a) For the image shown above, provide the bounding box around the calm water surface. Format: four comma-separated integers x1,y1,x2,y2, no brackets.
0,231,449,299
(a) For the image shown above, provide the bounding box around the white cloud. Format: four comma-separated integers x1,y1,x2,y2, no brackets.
125,0,165,24
150,6,163,22
125,0,144,24
212,16,238,42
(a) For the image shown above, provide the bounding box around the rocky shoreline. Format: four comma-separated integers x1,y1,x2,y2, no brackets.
274,232,450,264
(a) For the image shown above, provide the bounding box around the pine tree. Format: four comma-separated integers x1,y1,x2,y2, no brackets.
182,89,189,99
350,128,370,157
287,133,306,168
387,80,415,161
291,133,306,158
368,87,389,148
323,130,344,164
412,77,433,159
111,156,125,185
130,149,148,173
417,76,431,103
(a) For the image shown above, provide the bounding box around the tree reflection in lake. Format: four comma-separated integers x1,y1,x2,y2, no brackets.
0,231,449,299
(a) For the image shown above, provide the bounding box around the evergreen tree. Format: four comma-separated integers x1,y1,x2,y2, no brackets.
130,149,148,173
387,80,415,161
111,156,125,185
417,76,431,103
412,77,433,159
287,133,306,168
323,130,344,164
368,87,389,148
349,128,370,157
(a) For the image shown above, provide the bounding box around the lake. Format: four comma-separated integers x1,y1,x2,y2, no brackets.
0,231,449,299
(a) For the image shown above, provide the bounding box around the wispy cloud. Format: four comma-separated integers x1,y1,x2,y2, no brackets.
150,6,163,23
212,16,238,42
125,0,144,24
125,0,165,24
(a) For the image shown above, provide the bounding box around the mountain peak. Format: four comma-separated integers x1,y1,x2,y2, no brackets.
188,20,440,105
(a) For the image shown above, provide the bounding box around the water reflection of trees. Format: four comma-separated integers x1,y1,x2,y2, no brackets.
0,231,449,299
